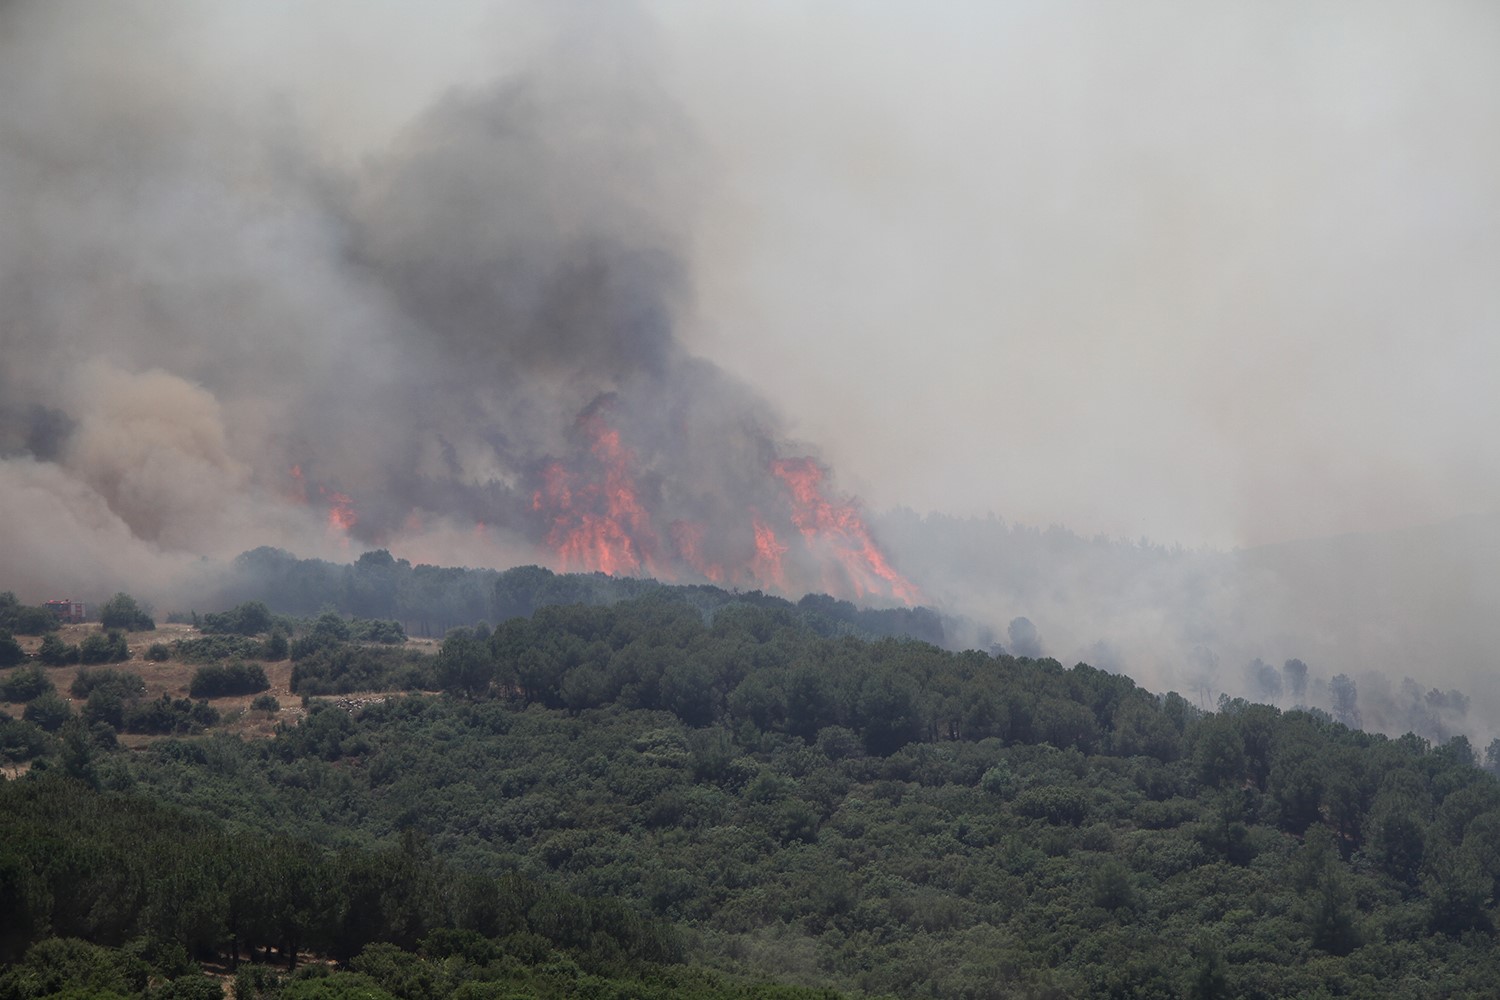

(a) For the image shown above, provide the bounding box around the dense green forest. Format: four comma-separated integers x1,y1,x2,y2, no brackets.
207,548,946,648
4,572,1500,999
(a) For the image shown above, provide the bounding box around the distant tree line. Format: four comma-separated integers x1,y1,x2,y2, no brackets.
211,547,946,645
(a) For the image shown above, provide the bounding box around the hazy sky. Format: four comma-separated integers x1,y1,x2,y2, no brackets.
9,0,1500,562
655,2,1500,548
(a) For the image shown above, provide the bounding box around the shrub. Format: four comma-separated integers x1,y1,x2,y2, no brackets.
124,695,220,734
261,632,289,661
39,633,80,665
98,593,156,631
145,643,172,662
0,593,59,634
233,964,284,1000
290,646,433,696
289,613,353,661
83,689,125,729
23,690,74,732
152,974,224,1000
189,662,270,699
71,667,147,700
0,665,53,702
172,635,263,663
350,619,407,644
1015,786,1090,826
78,632,130,665
0,716,48,762
250,693,281,713
0,632,23,668
7,605,60,635
200,601,275,637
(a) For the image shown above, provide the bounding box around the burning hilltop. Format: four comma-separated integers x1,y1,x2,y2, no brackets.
521,401,918,601
0,5,920,606
283,395,918,604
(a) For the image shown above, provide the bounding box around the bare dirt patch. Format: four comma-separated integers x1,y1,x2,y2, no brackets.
4,622,436,749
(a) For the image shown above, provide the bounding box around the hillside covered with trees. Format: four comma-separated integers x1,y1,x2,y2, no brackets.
3,569,1500,999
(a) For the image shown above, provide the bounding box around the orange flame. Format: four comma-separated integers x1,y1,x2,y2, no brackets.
531,414,662,576
750,514,788,591
322,489,359,534
771,457,919,604
526,410,918,603
671,520,724,583
291,465,358,538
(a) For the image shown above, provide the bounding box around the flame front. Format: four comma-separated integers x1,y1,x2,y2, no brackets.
671,520,724,583
323,489,359,535
750,514,788,591
531,413,660,576
771,458,921,604
525,406,918,604
289,465,359,537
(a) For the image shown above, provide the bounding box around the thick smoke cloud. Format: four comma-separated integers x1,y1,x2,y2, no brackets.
0,0,900,606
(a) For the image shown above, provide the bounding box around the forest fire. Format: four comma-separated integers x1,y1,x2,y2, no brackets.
525,408,918,603
771,458,921,604
323,490,359,534
288,465,359,537
284,409,915,605
530,412,659,577
671,520,725,583
750,514,788,591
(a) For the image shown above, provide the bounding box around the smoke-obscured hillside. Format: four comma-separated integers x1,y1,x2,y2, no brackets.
877,509,1500,743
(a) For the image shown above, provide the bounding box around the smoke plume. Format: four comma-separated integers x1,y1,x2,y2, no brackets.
0,0,913,606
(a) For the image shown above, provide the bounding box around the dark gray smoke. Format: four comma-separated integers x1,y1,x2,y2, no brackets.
0,0,910,605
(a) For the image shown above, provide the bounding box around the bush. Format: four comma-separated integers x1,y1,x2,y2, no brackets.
289,613,353,661
0,666,53,703
39,634,80,665
250,693,281,713
0,593,59,634
200,601,275,637
172,635,264,663
290,646,433,696
233,964,284,1000
261,632,290,660
0,632,23,669
152,974,224,1000
350,619,407,645
279,972,397,1000
23,690,74,732
1015,786,1090,826
0,938,151,999
78,632,130,665
82,689,125,730
189,662,270,699
98,593,156,631
8,605,60,635
0,716,48,763
71,667,146,700
145,643,172,662
124,695,220,735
